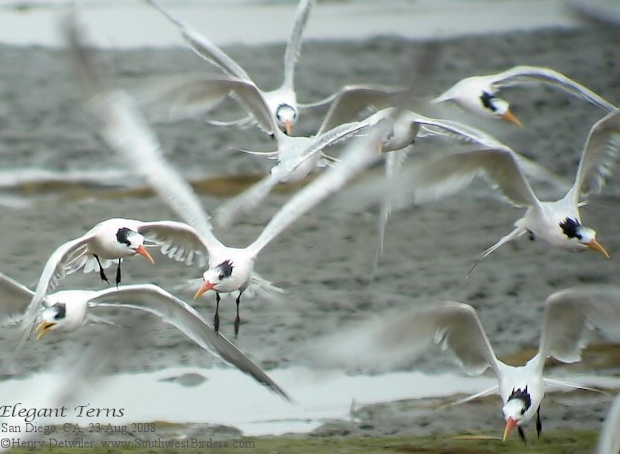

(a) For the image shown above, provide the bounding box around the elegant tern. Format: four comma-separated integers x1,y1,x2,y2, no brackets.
144,0,315,135
67,18,390,336
317,66,616,131
332,107,568,275
377,109,620,271
315,286,620,441
15,218,209,351
214,118,370,227
0,272,289,400
433,65,617,126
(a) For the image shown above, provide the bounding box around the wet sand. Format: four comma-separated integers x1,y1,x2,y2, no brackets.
1,18,620,451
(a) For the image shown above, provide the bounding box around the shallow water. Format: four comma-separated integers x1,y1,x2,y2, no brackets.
3,366,620,436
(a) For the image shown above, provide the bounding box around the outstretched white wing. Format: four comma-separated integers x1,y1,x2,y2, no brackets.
86,284,289,400
0,272,36,325
393,148,541,208
282,0,314,90
489,65,617,112
570,109,620,201
317,85,410,134
146,0,251,81
313,301,501,376
133,73,276,135
17,232,96,351
538,286,620,367
138,220,210,267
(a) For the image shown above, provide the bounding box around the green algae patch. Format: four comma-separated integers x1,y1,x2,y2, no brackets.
6,429,599,454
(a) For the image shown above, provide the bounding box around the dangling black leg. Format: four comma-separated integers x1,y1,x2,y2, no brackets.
528,230,535,241
536,406,542,438
115,259,122,288
213,293,221,334
94,254,109,285
517,426,527,444
234,292,243,339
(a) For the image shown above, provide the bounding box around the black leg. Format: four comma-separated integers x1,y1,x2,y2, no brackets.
517,425,527,444
213,293,221,334
94,254,109,285
115,259,122,288
536,407,542,438
234,292,243,339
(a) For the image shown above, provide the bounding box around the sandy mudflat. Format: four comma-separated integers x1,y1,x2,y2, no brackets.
1,17,620,451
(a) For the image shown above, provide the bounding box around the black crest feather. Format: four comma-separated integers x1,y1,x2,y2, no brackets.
51,302,66,321
508,386,532,414
559,217,581,239
116,227,134,246
218,260,234,279
480,91,497,112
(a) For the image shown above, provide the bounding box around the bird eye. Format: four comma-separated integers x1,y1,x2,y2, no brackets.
218,273,225,281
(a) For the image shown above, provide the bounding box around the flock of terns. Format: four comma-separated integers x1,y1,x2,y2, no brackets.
2,0,620,450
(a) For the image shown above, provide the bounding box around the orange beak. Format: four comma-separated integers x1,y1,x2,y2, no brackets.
503,417,518,442
283,120,293,136
501,110,523,128
587,239,610,259
134,245,155,264
194,281,215,300
35,321,56,340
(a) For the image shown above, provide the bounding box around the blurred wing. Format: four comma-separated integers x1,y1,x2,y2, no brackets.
87,284,289,400
315,301,500,376
16,233,94,351
146,0,251,81
282,0,314,89
318,85,408,134
138,220,209,267
132,73,260,123
92,91,224,252
598,392,620,454
398,148,541,208
246,125,388,257
538,286,620,365
134,72,276,135
0,273,35,325
413,115,512,149
66,19,225,254
215,171,282,227
372,148,410,277
571,109,620,200
216,121,369,228
491,65,617,112
380,302,501,375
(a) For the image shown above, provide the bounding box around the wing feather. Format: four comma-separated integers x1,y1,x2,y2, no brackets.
0,273,36,325
315,301,501,376
491,65,617,112
16,233,95,351
86,284,289,399
146,0,251,81
282,0,314,89
538,286,620,365
138,220,209,267
571,109,620,200
398,148,541,208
